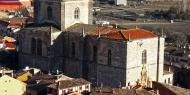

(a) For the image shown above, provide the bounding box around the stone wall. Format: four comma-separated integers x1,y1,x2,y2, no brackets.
96,38,127,87
19,27,63,72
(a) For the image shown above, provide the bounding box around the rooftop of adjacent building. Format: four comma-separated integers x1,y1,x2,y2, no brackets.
91,86,158,95
152,81,190,95
48,78,90,90
0,36,16,50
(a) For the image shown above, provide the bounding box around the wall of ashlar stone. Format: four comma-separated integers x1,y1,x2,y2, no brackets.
96,38,127,87
19,27,64,72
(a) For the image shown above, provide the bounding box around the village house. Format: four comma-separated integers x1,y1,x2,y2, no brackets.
48,78,91,95
0,74,26,95
0,0,33,12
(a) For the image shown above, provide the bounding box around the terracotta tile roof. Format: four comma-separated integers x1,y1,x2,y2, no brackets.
5,43,16,50
0,39,4,43
58,78,90,89
89,27,157,41
152,81,190,95
3,36,16,43
27,82,51,92
89,26,120,36
8,17,33,28
0,0,31,5
92,87,136,95
65,24,157,41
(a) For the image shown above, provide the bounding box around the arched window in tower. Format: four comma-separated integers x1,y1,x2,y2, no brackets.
47,6,53,20
142,50,147,64
74,7,80,19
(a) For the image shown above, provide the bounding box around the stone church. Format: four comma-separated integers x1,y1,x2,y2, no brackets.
19,0,165,87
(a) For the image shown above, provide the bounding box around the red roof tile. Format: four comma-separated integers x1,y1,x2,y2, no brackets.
0,39,4,43
89,27,157,41
8,17,33,28
5,43,16,50
0,0,32,11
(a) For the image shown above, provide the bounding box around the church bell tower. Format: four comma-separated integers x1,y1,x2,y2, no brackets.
34,0,93,30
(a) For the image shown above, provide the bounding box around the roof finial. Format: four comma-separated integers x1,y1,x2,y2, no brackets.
50,25,53,33
161,28,164,37
135,26,138,29
82,27,85,37
98,29,101,38
128,33,131,41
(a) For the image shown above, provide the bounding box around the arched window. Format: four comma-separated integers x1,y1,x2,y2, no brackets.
74,7,80,19
142,50,147,64
47,6,53,20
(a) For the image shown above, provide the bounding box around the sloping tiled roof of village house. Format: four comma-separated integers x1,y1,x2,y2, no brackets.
8,17,33,28
164,84,190,95
58,78,90,89
49,78,90,89
152,81,190,95
0,0,22,5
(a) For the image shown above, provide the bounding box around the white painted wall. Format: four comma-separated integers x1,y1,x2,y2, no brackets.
126,37,164,85
58,84,90,95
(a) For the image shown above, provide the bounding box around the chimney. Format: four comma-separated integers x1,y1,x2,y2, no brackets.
50,25,53,33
